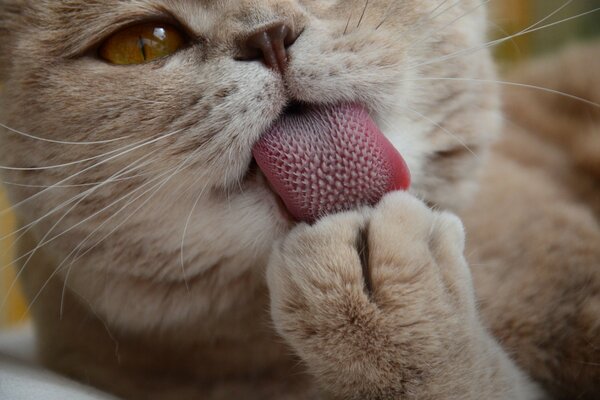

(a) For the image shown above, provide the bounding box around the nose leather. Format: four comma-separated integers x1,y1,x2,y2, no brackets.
241,23,298,74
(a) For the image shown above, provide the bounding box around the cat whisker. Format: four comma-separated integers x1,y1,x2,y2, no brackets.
56,165,199,315
343,10,353,35
356,0,370,29
0,149,138,172
427,0,464,22
398,0,467,41
0,138,164,172
407,0,492,56
0,128,183,172
0,150,165,309
0,121,130,145
0,148,163,244
56,144,211,308
68,166,183,262
70,289,122,363
486,20,523,59
0,128,183,218
231,146,247,195
407,77,600,108
180,180,211,292
0,156,162,306
518,0,575,33
403,105,481,161
220,136,243,207
408,6,600,72
2,170,160,188
374,0,397,31
22,164,181,314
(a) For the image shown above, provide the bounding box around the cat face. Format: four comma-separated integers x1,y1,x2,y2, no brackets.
0,0,499,329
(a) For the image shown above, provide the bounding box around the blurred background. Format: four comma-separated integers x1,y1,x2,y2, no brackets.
1,0,599,328
492,0,600,62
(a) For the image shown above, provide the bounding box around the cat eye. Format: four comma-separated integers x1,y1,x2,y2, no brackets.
99,23,185,65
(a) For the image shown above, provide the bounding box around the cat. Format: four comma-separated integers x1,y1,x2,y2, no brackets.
0,0,598,399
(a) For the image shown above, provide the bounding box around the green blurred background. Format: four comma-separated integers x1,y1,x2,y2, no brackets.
493,0,600,61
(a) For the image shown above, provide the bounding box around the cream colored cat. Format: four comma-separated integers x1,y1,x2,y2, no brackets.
0,0,598,399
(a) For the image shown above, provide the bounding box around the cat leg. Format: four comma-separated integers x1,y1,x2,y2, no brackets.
267,192,542,400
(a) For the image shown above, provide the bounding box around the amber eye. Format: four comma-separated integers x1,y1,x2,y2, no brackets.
99,23,185,65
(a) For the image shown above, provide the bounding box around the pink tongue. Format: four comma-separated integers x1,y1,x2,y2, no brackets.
253,103,410,223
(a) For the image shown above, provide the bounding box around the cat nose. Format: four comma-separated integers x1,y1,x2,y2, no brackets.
239,23,299,74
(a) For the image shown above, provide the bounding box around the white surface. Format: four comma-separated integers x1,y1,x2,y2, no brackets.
0,324,115,400
0,323,37,364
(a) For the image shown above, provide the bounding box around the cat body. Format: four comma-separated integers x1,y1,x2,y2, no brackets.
0,1,598,399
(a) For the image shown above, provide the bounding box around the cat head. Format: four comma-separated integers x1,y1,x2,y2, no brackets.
0,0,499,330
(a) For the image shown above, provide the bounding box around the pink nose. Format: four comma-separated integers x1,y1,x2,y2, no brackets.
240,23,299,74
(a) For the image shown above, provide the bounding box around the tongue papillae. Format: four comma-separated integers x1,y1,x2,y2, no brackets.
252,103,411,223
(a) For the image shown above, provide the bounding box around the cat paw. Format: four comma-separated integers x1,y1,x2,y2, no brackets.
267,192,481,399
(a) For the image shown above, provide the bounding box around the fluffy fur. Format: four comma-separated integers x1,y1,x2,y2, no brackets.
0,1,598,399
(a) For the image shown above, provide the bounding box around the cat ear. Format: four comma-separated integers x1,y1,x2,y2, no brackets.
0,0,24,79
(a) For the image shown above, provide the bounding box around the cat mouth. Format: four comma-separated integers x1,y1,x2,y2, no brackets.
250,101,411,224
249,160,296,222
245,101,314,222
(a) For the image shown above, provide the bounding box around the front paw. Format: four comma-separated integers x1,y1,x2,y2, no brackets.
267,192,479,399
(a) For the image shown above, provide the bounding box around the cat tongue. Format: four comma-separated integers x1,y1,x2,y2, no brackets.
253,103,410,223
